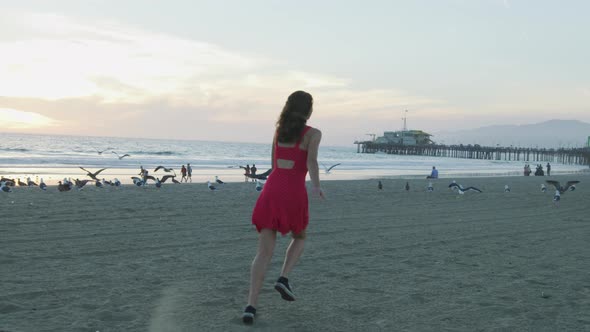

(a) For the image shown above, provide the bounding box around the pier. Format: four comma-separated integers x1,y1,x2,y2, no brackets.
354,141,590,166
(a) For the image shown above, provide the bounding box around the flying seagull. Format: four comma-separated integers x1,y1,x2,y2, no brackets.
449,182,482,193
131,177,145,186
74,178,93,190
246,168,273,180
111,151,131,160
154,175,177,188
546,180,580,194
80,167,108,180
154,166,176,175
322,163,341,174
93,146,112,155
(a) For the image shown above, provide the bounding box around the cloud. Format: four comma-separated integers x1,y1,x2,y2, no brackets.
0,108,59,129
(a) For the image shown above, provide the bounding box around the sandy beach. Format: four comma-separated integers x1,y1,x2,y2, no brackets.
1,175,589,331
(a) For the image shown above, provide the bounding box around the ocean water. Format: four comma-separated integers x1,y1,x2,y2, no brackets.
1,132,587,184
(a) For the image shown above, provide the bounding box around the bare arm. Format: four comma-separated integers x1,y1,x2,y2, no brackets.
306,129,323,195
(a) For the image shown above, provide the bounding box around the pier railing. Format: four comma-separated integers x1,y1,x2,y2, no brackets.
353,141,590,166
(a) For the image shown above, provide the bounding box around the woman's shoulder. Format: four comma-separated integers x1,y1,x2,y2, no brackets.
306,126,322,137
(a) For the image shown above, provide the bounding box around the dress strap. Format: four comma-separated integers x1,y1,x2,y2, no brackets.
296,126,312,146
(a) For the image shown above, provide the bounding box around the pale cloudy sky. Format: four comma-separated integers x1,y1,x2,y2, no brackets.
1,0,589,145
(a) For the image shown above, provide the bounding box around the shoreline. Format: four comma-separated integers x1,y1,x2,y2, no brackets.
1,165,589,185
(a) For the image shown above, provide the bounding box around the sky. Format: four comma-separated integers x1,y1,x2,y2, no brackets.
1,0,589,146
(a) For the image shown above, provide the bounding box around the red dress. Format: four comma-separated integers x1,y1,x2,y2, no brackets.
252,126,312,235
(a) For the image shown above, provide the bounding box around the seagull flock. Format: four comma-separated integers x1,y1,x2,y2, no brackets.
374,178,580,206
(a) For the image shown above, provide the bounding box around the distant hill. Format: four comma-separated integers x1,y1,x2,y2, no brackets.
433,120,590,148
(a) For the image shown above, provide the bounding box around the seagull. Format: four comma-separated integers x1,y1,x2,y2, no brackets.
111,151,131,160
427,182,434,192
546,180,580,194
102,178,113,186
215,176,225,184
553,190,561,207
57,181,72,192
1,181,12,192
74,178,93,190
378,181,383,190
207,181,217,191
154,166,176,176
1,178,15,186
255,180,264,192
541,184,547,193
322,163,341,174
504,185,510,193
154,175,177,188
113,178,121,187
405,182,410,191
131,177,145,186
569,184,576,191
27,177,38,186
458,186,482,194
95,180,104,188
39,178,47,191
80,167,108,180
246,168,272,180
17,178,28,186
93,146,111,155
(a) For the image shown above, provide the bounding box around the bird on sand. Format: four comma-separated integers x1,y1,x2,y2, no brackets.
215,176,225,184
113,178,121,187
405,182,410,191
255,180,264,192
378,181,383,190
569,184,576,191
74,179,93,190
95,180,104,188
0,178,15,186
207,181,217,191
131,177,145,186
546,180,580,194
17,178,27,186
154,175,177,188
504,185,511,193
449,182,482,194
111,151,131,160
58,181,72,192
80,167,108,180
322,163,341,174
27,177,38,186
541,184,547,193
1,181,12,192
427,182,434,192
39,178,47,191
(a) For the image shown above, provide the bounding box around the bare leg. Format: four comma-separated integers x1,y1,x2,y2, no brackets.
280,237,305,278
247,229,277,307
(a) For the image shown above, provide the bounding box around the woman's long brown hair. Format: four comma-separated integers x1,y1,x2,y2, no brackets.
276,91,313,143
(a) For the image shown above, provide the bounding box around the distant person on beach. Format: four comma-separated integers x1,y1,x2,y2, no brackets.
546,163,551,176
187,163,192,182
250,164,257,182
139,166,148,185
244,165,251,182
242,91,324,324
181,165,187,182
426,166,438,179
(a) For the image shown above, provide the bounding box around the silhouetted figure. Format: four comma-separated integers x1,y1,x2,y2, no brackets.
405,181,410,191
426,166,438,179
250,164,257,182
181,165,187,182
546,163,551,176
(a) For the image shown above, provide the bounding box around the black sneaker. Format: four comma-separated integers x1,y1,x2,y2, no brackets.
274,276,295,301
242,305,256,324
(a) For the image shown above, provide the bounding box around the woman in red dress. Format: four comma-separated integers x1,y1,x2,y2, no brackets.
243,91,324,324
